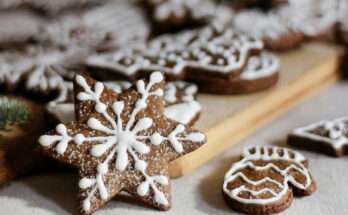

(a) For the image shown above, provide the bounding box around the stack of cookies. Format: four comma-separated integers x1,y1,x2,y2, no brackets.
0,0,347,214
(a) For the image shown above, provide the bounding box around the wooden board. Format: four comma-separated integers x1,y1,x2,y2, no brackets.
169,43,342,178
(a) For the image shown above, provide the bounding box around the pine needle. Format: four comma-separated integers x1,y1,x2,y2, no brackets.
0,96,31,130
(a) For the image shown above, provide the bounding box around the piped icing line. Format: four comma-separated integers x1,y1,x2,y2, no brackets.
223,146,312,205
291,117,348,149
39,72,205,213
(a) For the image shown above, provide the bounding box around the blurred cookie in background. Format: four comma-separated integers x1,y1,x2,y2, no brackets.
141,0,217,33
0,9,42,47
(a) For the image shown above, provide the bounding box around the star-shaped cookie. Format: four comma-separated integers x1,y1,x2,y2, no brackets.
288,117,348,157
39,72,206,214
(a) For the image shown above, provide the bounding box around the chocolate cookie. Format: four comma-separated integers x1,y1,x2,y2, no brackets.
288,117,348,157
86,24,276,94
223,146,316,215
232,9,304,51
39,72,206,214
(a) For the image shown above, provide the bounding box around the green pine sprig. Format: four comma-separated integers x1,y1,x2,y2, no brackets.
0,96,32,130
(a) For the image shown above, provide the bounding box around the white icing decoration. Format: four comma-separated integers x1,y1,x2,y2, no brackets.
223,146,312,205
239,52,279,80
86,25,264,76
39,123,82,155
164,101,201,125
47,80,201,125
152,0,215,22
40,2,149,49
39,72,205,213
233,10,292,40
292,117,348,149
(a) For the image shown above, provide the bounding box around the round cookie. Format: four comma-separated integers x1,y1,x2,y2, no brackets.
280,0,338,41
223,146,316,215
232,9,304,51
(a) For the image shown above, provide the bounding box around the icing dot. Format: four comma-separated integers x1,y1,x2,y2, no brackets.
56,123,67,134
79,178,95,189
74,134,85,145
151,72,164,83
151,133,163,145
135,160,147,172
95,103,107,113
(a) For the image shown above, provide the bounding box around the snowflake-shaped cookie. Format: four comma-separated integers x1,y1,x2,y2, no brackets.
288,117,348,157
0,47,75,98
39,72,206,214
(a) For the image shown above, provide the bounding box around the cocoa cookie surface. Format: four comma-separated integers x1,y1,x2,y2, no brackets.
39,72,206,214
223,146,316,215
288,117,348,157
142,0,216,32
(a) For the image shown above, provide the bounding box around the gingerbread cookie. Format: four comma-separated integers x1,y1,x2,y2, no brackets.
0,46,76,100
0,96,49,186
142,0,216,32
288,117,348,157
39,72,206,214
223,146,316,215
279,0,339,41
0,10,42,47
86,24,273,94
47,80,201,126
39,1,150,51
232,9,304,51
194,51,280,94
